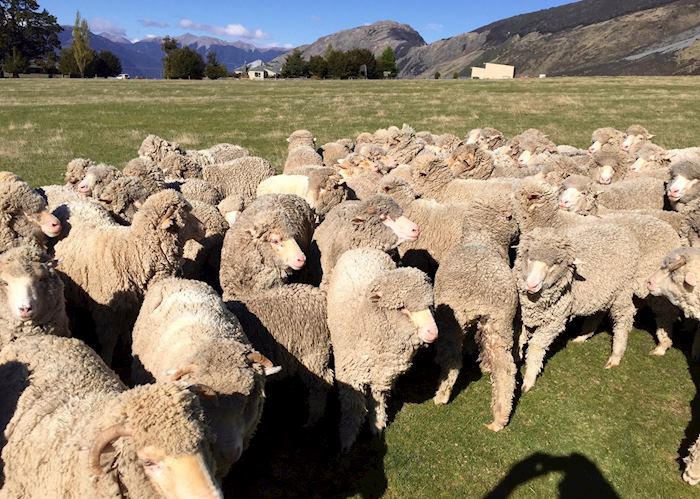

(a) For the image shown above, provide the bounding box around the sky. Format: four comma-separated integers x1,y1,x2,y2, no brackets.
41,0,574,48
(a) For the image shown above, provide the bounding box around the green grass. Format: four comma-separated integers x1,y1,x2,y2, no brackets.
2,77,700,498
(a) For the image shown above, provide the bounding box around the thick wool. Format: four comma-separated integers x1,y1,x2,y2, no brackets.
320,141,352,166
515,224,640,391
286,129,316,151
465,127,505,150
123,157,167,193
327,248,435,452
202,156,275,207
180,178,223,206
283,145,324,174
64,158,95,188
220,194,314,301
0,245,70,348
131,278,266,477
96,176,152,225
0,335,218,498
228,283,333,426
53,190,200,364
590,127,625,150
182,200,229,288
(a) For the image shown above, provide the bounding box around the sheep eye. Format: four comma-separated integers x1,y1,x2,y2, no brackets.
140,459,156,468
0,280,6,287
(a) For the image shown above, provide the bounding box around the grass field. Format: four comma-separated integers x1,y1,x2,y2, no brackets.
2,77,700,498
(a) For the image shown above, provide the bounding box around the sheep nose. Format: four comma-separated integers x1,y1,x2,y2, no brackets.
410,226,420,237
18,305,33,318
296,253,306,266
646,279,656,292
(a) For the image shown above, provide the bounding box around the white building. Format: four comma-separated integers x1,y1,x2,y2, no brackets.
471,63,515,80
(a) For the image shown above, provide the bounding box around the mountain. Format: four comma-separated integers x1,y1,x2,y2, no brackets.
58,28,289,78
400,0,700,77
267,20,426,71
271,1,699,78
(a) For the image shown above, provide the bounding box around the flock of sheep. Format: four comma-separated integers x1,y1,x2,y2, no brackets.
1,121,700,496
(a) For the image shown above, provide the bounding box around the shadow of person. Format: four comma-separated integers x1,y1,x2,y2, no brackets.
674,319,700,473
0,360,30,486
484,452,619,499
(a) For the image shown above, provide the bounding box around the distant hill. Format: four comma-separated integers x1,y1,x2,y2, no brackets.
57,28,289,78
271,0,700,78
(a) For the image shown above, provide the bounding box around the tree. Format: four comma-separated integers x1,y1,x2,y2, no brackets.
377,46,397,77
71,11,92,77
453,72,460,79
161,36,177,53
280,48,308,78
434,71,441,79
325,47,349,79
89,50,122,77
204,51,227,79
307,55,327,79
37,49,57,76
164,46,205,79
346,48,378,79
58,46,78,76
0,0,62,77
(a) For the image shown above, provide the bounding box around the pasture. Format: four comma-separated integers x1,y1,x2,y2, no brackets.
1,77,700,498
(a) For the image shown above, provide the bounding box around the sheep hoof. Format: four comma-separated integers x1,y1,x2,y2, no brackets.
649,346,667,356
485,421,504,432
522,380,534,393
433,392,450,405
605,357,620,369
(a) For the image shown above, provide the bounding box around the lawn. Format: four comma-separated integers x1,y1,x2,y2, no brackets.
1,77,700,498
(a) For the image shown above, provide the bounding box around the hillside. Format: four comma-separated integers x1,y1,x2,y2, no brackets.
57,29,288,78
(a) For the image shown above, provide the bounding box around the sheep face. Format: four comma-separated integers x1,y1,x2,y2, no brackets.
245,216,306,271
0,181,61,238
622,125,653,152
76,165,121,198
668,175,698,203
646,248,700,313
24,207,61,237
518,232,574,295
353,196,419,244
447,144,493,180
558,186,586,212
0,246,60,323
368,268,437,344
590,128,623,154
591,151,624,185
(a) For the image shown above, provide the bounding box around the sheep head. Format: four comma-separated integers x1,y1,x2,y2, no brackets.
243,209,306,271
591,150,625,185
448,143,495,180
622,124,653,152
91,383,222,499
668,161,700,204
64,158,94,187
76,164,122,198
590,127,624,154
0,180,61,239
646,248,700,314
559,175,595,213
465,127,505,150
377,177,417,209
352,195,419,245
517,228,576,295
0,245,62,324
306,168,349,216
368,267,437,344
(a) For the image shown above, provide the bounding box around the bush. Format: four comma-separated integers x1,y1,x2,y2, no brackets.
205,51,228,79
434,71,441,79
281,49,308,78
308,55,327,79
164,47,205,79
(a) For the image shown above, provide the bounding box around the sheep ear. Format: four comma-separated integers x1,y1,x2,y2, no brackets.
159,206,177,229
351,215,367,225
164,363,197,382
133,199,143,209
685,271,697,288
368,290,383,303
648,134,655,139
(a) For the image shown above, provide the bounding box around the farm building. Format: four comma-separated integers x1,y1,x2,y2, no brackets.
471,63,515,80
233,60,278,80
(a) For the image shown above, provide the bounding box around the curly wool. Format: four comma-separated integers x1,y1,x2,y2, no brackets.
96,176,151,225
0,179,53,253
64,158,95,187
202,156,275,207
123,157,167,193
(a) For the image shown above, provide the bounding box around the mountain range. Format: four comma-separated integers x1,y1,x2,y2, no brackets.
60,0,700,78
57,28,289,78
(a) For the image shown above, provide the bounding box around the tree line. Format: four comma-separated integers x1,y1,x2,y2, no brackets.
281,45,397,79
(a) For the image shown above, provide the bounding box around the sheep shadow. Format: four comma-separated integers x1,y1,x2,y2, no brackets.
0,360,30,486
484,452,620,498
223,378,388,499
674,319,700,474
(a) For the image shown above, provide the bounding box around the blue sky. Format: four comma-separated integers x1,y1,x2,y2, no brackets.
42,0,574,47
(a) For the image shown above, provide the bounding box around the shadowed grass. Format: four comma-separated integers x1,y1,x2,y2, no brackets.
1,77,700,497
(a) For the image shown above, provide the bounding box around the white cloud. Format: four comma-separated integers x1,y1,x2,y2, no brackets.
90,17,126,36
426,22,444,31
139,18,170,28
178,18,269,40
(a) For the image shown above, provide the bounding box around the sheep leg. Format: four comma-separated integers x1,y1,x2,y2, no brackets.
692,323,700,362
368,387,389,436
522,321,565,393
517,324,532,361
337,380,367,454
300,369,330,427
478,319,516,432
648,297,678,356
433,320,465,405
572,312,603,343
606,296,636,369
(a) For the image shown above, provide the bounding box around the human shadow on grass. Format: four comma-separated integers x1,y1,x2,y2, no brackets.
223,378,388,499
674,318,700,475
484,452,620,499
0,360,30,486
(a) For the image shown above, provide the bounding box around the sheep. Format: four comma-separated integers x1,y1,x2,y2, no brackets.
684,438,700,486
515,178,682,356
202,156,275,207
668,161,700,210
53,190,204,364
38,184,84,211
0,178,62,253
0,245,70,347
219,194,313,301
559,174,667,214
327,248,437,452
76,163,123,198
96,176,152,225
384,124,425,165
123,157,167,192
257,167,349,218
447,143,526,180
182,200,229,288
622,124,654,152
131,278,271,477
283,145,324,173
431,199,519,431
0,334,222,498
588,149,629,185
508,128,557,166
189,143,249,165
228,283,334,426
310,195,419,285
516,223,640,391
378,177,518,275
64,157,95,188
218,194,244,226
180,178,223,205
287,129,316,151
465,127,505,150
320,140,352,166
589,127,625,153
